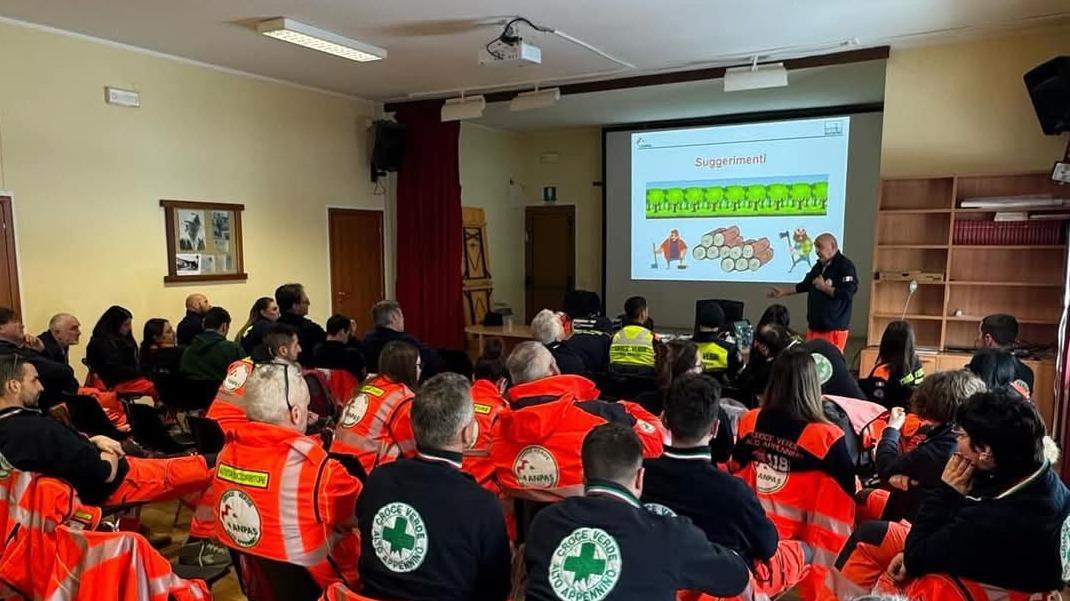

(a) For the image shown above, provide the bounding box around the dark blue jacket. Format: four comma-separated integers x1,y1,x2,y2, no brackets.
795,251,858,331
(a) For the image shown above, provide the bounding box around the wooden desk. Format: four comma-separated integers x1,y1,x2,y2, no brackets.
465,324,534,354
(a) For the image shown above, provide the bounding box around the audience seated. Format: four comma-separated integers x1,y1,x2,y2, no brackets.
642,375,810,598
235,296,280,355
835,390,1069,597
462,338,511,493
312,313,367,380
0,354,212,507
531,308,586,376
208,360,362,589
139,318,183,381
176,293,211,346
966,348,1029,399
0,307,77,405
977,313,1033,394
275,282,326,366
180,306,246,383
332,340,420,474
731,348,856,600
490,342,664,501
757,303,795,333
561,289,613,374
85,305,156,397
608,296,656,374
861,320,925,408
748,323,866,401
357,373,511,601
362,299,437,376
524,423,750,601
691,302,742,378
38,312,80,365
856,370,986,523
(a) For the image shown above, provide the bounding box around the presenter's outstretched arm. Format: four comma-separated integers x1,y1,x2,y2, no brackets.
767,286,801,298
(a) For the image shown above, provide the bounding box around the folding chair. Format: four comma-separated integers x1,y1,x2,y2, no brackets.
230,550,323,601
64,393,130,440
124,401,196,455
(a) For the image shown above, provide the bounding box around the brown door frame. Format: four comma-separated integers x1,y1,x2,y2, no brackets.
327,207,385,321
0,195,21,315
525,204,576,323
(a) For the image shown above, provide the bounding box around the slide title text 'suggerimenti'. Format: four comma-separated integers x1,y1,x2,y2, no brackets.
694,154,768,169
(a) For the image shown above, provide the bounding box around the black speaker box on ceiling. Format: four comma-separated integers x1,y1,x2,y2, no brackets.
370,120,406,182
1024,56,1070,135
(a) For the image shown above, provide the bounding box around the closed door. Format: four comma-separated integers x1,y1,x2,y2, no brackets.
525,205,576,323
328,209,384,333
0,198,20,313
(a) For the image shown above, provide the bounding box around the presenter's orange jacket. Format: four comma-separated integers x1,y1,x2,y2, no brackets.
731,408,857,601
211,422,363,589
489,374,665,501
331,374,416,475
461,378,511,494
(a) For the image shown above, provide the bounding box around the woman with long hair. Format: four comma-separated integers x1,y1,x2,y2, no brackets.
237,297,280,354
139,318,183,380
966,348,1029,399
864,320,924,408
332,340,420,474
86,305,156,396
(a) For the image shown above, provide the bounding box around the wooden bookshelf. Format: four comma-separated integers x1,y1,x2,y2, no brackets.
865,172,1068,428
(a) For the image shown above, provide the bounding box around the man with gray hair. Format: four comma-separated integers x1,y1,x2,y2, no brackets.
489,341,665,500
39,313,80,365
357,373,510,601
530,309,586,376
362,299,437,375
208,362,362,588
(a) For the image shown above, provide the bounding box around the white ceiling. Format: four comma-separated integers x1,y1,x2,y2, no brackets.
0,1,1067,101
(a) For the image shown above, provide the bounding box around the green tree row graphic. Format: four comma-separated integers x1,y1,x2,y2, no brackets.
645,181,828,218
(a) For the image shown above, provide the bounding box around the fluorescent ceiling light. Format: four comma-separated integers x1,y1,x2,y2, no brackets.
510,88,561,112
724,62,788,92
257,17,386,62
441,95,487,121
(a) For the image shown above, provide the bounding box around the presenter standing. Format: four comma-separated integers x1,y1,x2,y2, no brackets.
767,233,857,353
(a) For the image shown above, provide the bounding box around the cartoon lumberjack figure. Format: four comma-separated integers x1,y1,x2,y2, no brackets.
654,229,688,270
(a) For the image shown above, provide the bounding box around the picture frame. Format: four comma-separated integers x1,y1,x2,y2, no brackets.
161,200,247,283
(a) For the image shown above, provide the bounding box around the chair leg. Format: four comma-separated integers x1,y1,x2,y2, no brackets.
172,498,185,528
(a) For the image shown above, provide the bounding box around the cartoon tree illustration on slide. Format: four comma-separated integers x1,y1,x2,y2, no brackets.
790,183,812,210
684,187,703,211
666,188,684,213
768,183,789,209
725,185,745,210
646,188,665,212
703,186,724,211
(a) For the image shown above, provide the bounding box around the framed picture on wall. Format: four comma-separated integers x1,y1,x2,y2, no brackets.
161,200,247,283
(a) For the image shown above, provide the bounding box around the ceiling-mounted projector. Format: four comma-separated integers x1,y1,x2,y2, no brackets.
479,38,542,66
724,62,788,92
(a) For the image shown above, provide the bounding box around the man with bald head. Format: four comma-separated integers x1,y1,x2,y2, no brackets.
768,232,858,352
177,293,211,346
39,313,80,365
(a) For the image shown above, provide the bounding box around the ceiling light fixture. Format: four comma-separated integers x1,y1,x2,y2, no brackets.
723,59,788,92
441,95,487,121
257,17,386,62
510,87,561,111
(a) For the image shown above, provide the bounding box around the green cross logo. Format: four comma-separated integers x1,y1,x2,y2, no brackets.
549,527,621,601
371,502,428,573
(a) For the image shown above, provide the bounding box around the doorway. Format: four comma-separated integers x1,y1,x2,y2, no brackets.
328,208,384,333
525,205,576,323
0,197,20,313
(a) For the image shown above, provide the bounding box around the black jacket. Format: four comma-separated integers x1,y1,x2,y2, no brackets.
85,334,142,387
362,326,437,375
0,340,77,407
795,251,858,331
546,341,587,376
525,480,749,601
357,449,511,601
1011,355,1035,393
642,446,778,563
238,318,273,355
802,339,866,399
311,340,367,380
175,309,204,346
569,316,613,374
0,406,128,505
875,423,956,521
904,462,1070,592
38,330,69,365
140,345,185,381
278,312,326,367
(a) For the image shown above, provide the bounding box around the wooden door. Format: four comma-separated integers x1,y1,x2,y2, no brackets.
0,198,20,313
525,205,575,323
328,209,384,333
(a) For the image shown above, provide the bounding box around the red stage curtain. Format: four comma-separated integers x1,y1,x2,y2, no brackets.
393,106,464,350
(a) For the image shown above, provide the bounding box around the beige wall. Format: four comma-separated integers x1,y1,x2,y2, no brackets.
882,25,1070,176
0,21,381,373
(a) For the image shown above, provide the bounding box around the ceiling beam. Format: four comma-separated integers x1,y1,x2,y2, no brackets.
384,45,890,112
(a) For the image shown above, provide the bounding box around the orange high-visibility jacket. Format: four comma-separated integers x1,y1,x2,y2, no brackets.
901,574,1059,601
733,409,856,601
331,375,416,474
211,422,363,589
319,582,381,601
461,379,511,494
490,375,665,501
206,358,262,432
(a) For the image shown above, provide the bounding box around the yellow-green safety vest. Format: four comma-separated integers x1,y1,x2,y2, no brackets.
695,340,729,371
609,325,655,368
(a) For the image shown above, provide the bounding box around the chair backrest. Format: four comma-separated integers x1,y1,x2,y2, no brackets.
230,550,322,601
187,416,225,454
590,371,658,401
65,394,128,440
436,349,474,379
693,299,745,334
125,402,187,455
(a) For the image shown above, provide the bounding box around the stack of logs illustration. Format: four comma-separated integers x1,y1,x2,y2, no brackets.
691,226,774,272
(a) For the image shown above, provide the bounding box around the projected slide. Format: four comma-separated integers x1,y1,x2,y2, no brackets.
630,117,849,283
